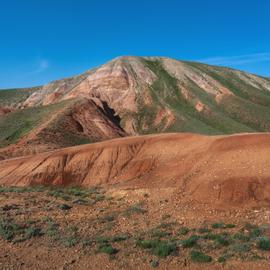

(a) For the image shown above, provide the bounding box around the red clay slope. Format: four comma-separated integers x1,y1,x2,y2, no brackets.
0,132,270,206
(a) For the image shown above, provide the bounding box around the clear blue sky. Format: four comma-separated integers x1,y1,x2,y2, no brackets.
0,0,269,88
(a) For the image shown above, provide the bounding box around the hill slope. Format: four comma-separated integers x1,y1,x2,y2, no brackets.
1,56,270,159
1,132,270,206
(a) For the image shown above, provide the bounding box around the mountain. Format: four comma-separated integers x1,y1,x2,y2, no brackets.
1,56,270,159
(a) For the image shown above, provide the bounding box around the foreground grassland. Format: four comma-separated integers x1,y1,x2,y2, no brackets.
1,186,270,269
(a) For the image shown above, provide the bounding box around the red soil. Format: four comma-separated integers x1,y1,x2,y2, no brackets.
0,132,270,207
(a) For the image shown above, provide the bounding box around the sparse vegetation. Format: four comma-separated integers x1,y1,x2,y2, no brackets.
1,185,270,267
137,239,177,257
181,235,199,248
257,237,270,251
190,250,212,263
123,202,146,217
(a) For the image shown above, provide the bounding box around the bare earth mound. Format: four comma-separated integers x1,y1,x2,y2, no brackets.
1,132,270,207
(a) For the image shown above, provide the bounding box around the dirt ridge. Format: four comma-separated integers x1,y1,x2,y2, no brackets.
1,132,270,206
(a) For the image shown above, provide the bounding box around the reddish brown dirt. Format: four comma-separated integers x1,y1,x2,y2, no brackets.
1,132,270,207
1,186,270,270
0,106,12,116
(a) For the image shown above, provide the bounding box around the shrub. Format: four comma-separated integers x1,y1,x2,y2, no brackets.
181,235,199,248
0,220,15,240
225,224,236,228
136,239,177,257
198,227,211,234
58,204,72,210
212,223,225,229
111,234,129,242
62,236,78,247
150,259,159,268
231,242,250,253
233,232,250,242
214,235,231,247
150,229,171,238
190,250,212,263
218,256,226,263
257,237,270,251
97,243,118,255
178,227,189,235
24,227,43,239
151,242,177,257
123,203,146,217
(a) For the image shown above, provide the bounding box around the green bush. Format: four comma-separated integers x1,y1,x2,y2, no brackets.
212,223,225,229
257,237,270,250
24,227,43,239
231,242,250,253
181,235,199,248
178,227,189,235
190,250,212,263
137,239,177,257
97,243,118,255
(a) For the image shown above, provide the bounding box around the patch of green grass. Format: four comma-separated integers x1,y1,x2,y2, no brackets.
190,250,212,263
149,229,171,239
123,203,146,217
136,239,177,257
218,256,227,263
231,242,251,253
111,234,129,242
47,190,71,201
0,100,72,147
24,227,43,239
0,219,20,241
0,87,40,107
178,227,190,235
212,222,226,229
62,236,78,247
225,224,236,228
198,227,211,234
233,232,250,242
180,235,199,248
150,259,159,268
45,222,60,240
257,237,270,251
214,234,231,247
97,243,118,255
0,185,46,193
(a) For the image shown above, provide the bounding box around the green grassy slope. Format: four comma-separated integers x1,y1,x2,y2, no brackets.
0,100,73,147
134,59,270,135
0,87,40,107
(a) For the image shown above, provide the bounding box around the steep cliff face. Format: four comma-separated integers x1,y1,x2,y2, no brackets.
1,56,270,159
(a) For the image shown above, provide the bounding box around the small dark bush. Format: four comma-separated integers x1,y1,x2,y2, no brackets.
257,237,270,251
58,204,72,210
181,235,199,248
97,243,118,255
190,250,212,263
24,227,43,239
212,223,225,229
137,239,177,257
178,227,189,235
